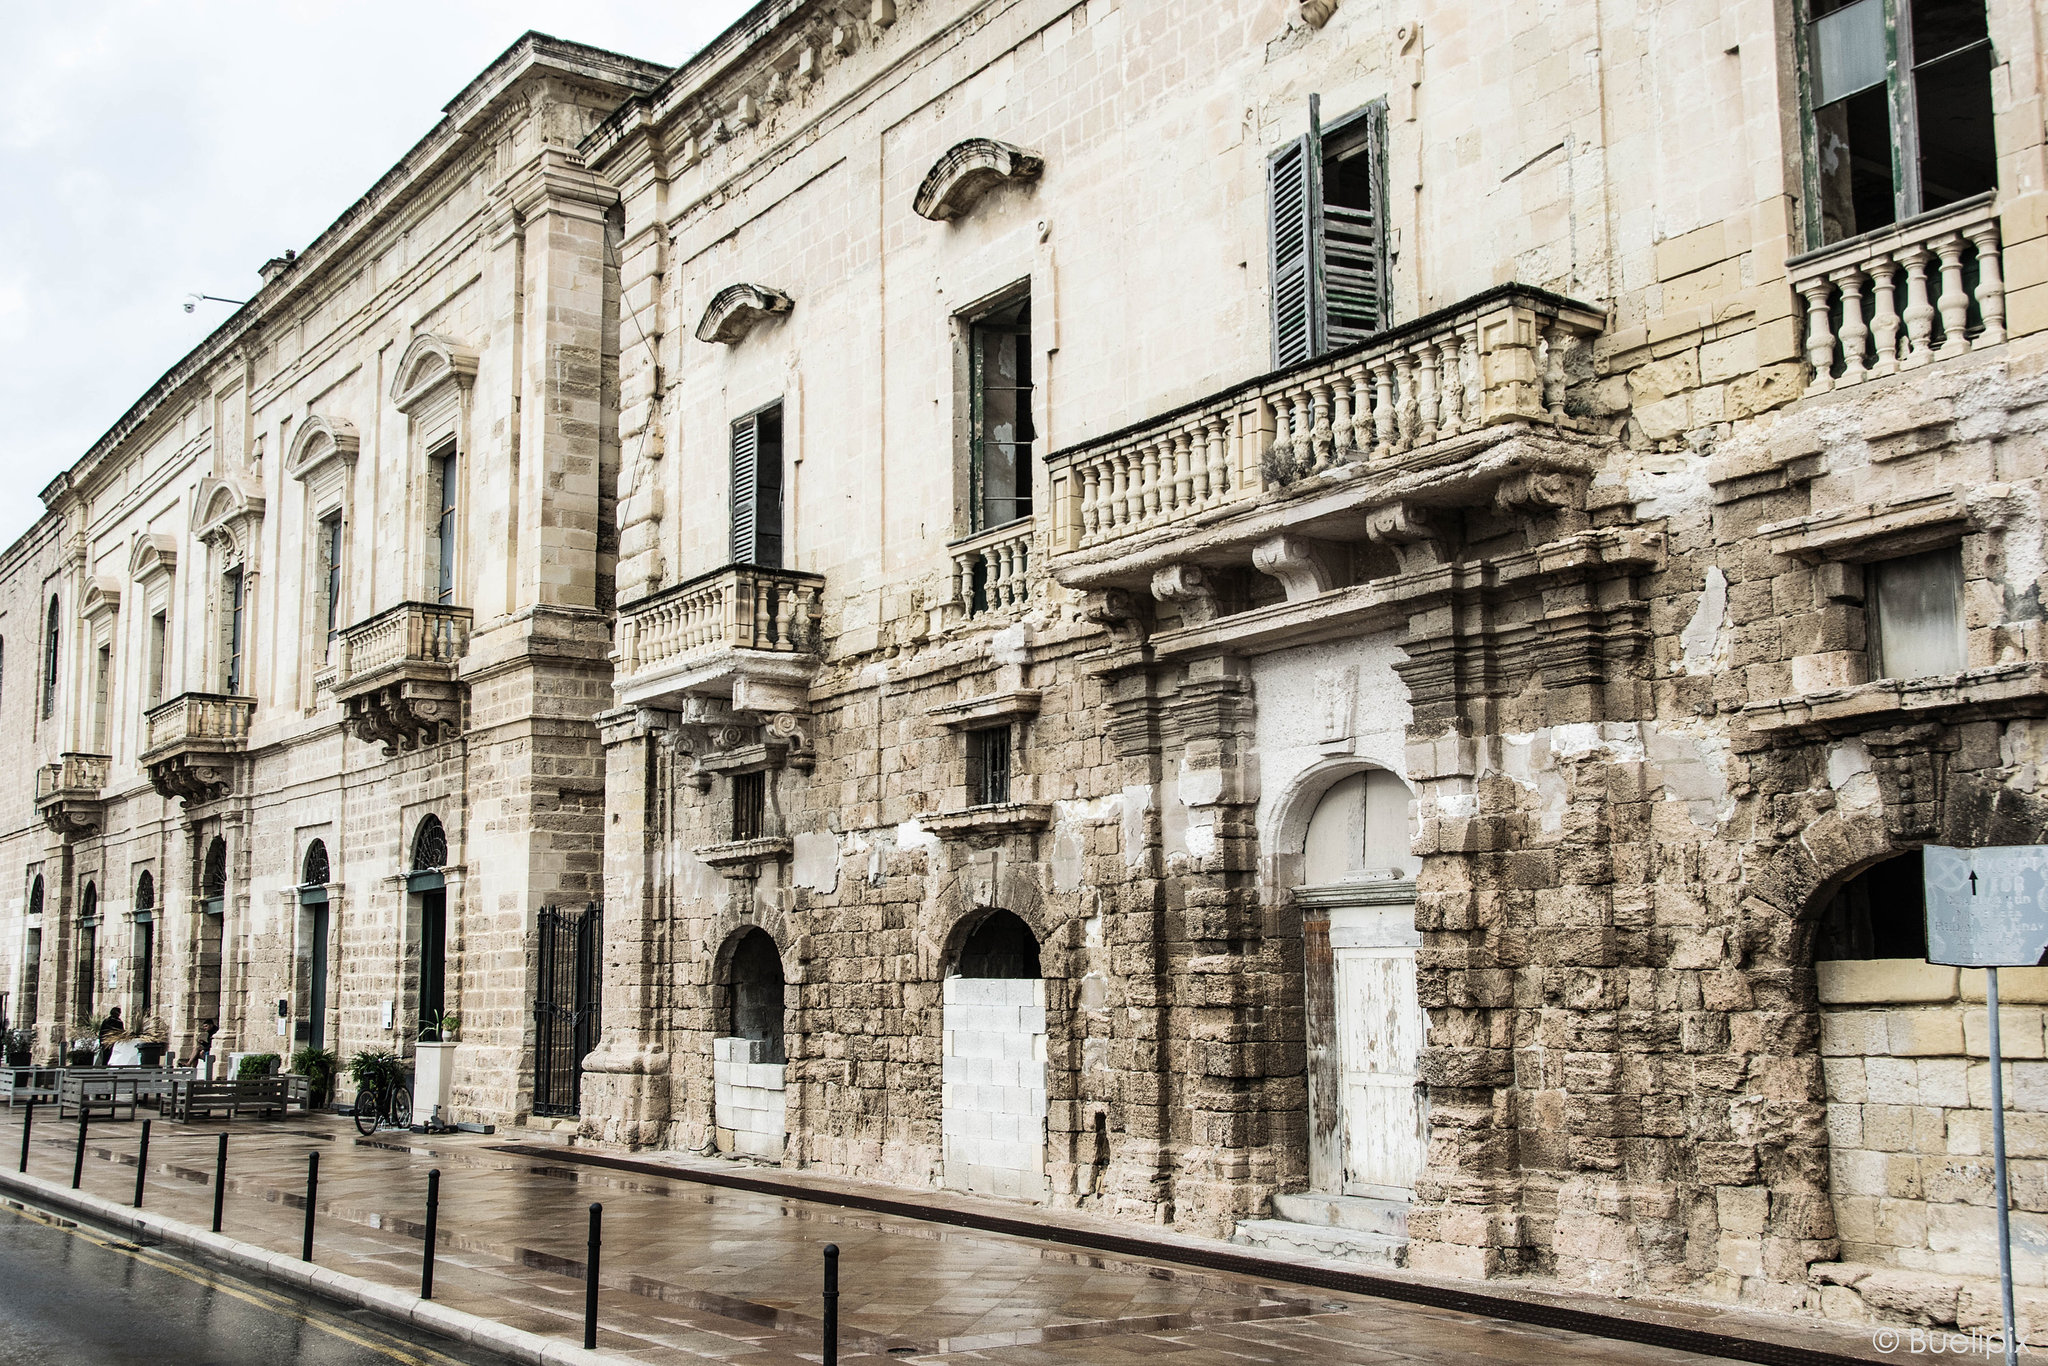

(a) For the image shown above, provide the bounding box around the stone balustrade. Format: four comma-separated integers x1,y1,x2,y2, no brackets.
949,521,1034,618
616,564,824,683
1790,193,2005,394
35,752,109,802
143,693,254,756
335,601,472,688
1044,284,1605,555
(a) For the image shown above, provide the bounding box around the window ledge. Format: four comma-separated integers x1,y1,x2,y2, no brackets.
692,837,792,876
927,689,1041,730
1744,661,2048,735
916,802,1053,841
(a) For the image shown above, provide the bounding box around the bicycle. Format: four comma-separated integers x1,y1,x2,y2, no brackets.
352,1077,413,1135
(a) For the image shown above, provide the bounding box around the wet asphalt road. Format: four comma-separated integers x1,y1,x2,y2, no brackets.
0,1199,511,1366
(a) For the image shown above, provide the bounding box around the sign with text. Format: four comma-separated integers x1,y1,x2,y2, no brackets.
1925,844,2048,967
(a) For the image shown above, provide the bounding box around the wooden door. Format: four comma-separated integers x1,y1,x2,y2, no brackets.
1334,936,1427,1195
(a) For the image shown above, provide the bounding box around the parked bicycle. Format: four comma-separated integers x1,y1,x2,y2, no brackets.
346,1049,413,1135
353,1076,413,1135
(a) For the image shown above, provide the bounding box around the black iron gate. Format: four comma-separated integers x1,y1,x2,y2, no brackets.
533,902,601,1117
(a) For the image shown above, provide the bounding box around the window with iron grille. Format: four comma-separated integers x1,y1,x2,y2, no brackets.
1801,0,1995,246
221,568,245,695
969,295,1034,533
732,770,767,841
41,596,59,720
148,611,167,706
320,513,345,640
1268,99,1389,367
970,727,1012,807
428,443,459,605
730,406,785,568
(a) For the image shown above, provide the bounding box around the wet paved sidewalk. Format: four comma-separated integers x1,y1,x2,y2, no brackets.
0,1106,1859,1365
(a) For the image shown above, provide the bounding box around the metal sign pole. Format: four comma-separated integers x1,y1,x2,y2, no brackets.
1988,966,2018,1366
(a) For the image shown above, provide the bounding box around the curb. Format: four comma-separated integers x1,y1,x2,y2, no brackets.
0,1166,645,1366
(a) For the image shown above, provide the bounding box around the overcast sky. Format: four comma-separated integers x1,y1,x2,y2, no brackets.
0,0,756,550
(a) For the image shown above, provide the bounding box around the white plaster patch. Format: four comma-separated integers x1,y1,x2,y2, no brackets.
1675,566,1730,675
1184,818,1217,860
1430,792,1480,820
1827,738,1881,812
1645,721,1734,829
1178,761,1225,808
893,818,941,853
792,831,840,893
1121,785,1154,870
1626,448,1713,523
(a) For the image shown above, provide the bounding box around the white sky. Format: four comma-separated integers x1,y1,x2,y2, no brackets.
0,0,756,550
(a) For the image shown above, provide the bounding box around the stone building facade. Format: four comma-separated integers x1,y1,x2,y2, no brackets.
7,0,2048,1339
0,35,665,1122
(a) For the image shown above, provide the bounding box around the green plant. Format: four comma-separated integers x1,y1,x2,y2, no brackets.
235,1052,281,1079
347,1048,404,1093
290,1046,339,1104
418,1009,461,1043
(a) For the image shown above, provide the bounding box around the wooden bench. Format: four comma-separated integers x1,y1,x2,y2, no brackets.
164,1076,291,1122
59,1071,138,1121
0,1068,62,1108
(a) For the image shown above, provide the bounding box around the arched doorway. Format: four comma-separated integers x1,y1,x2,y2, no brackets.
408,817,448,1037
713,928,788,1160
76,882,99,1023
196,837,227,1050
942,909,1047,1201
1298,769,1427,1199
299,841,332,1051
132,872,156,1019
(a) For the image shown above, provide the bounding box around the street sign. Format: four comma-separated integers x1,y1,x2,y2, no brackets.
1924,844,2048,967
1921,843,2044,1366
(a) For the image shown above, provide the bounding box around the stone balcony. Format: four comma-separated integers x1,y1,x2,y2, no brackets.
35,752,109,837
1040,284,1623,658
614,564,824,714
142,693,254,805
942,520,1036,627
1789,192,2005,393
333,601,472,755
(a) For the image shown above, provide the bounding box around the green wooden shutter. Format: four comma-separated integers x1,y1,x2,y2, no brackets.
730,415,758,564
1323,103,1389,350
1268,134,1324,368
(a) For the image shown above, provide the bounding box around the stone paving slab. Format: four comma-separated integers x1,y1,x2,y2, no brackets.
0,1107,1871,1366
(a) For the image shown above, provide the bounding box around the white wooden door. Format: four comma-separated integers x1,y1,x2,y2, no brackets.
1335,941,1427,1195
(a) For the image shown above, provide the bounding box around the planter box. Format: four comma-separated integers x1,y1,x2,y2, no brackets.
414,1042,457,1121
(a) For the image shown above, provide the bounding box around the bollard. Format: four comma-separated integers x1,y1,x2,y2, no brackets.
823,1243,839,1366
211,1133,227,1233
71,1112,87,1190
18,1100,31,1174
301,1150,319,1261
420,1169,440,1300
132,1121,151,1208
584,1202,602,1350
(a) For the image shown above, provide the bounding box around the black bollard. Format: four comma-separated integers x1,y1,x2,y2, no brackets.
584,1202,601,1350
421,1169,440,1300
211,1133,227,1233
18,1100,31,1174
300,1150,319,1261
823,1243,839,1366
132,1121,151,1208
71,1112,86,1190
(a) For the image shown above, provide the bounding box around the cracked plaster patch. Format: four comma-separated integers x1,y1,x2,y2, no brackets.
1676,566,1731,675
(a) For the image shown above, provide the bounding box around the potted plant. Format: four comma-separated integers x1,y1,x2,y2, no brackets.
289,1046,339,1107
418,1009,460,1044
5,1028,33,1068
134,1016,170,1066
235,1052,281,1079
67,1017,98,1067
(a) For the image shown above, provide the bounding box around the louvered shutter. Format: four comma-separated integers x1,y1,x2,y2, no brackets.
730,415,759,563
1323,104,1389,350
1268,134,1324,368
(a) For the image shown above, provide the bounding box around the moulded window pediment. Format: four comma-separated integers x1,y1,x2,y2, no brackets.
286,415,361,484
390,333,480,415
193,476,266,561
913,138,1044,222
695,284,794,345
80,576,122,623
129,534,178,584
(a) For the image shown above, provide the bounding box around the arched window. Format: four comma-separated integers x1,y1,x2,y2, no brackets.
201,839,228,902
27,877,42,920
410,816,447,872
952,910,1041,979
133,871,156,1017
76,882,99,1013
134,871,154,914
301,839,330,888
1816,849,1929,960
41,597,59,720
722,929,786,1060
1302,768,1418,885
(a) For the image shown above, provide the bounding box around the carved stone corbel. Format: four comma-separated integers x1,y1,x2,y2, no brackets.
1299,0,1339,28
1864,724,1957,841
1150,564,1219,625
1083,588,1148,649
1365,502,1445,573
1252,534,1337,601
1494,469,1589,524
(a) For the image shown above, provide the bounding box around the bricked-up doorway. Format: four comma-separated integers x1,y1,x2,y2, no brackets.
942,910,1048,1202
1296,769,1426,1199
713,928,787,1160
